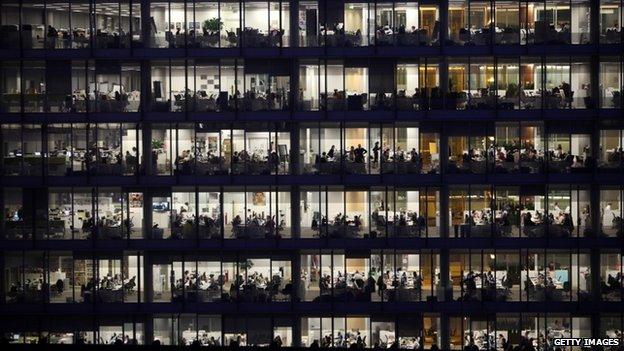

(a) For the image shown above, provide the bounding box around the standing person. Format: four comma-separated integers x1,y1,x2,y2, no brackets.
354,144,367,163
372,141,380,164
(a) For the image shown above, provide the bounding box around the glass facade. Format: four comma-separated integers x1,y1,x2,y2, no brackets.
1,0,623,349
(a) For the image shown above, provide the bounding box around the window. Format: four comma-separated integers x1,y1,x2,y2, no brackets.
600,0,623,44
600,57,623,108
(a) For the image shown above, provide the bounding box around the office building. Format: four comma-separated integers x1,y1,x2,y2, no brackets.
0,0,623,348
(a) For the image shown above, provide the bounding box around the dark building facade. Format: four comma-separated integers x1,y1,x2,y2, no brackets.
0,0,623,349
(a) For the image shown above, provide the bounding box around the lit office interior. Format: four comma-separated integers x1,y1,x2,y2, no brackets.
600,186,624,238
446,123,591,175
600,0,624,44
0,58,620,113
449,250,591,302
448,0,592,46
299,187,440,238
301,315,440,349
4,251,143,304
297,59,438,111
1,0,624,348
600,57,624,109
299,251,441,302
0,124,43,176
490,121,544,174
148,0,290,48
0,1,141,50
601,251,624,301
447,56,592,110
151,255,292,303
45,123,142,177
298,123,440,175
448,314,591,350
0,315,145,345
152,315,293,346
148,59,290,112
449,185,591,238
0,60,141,113
316,1,440,47
0,1,620,49
602,134,622,170
0,185,609,240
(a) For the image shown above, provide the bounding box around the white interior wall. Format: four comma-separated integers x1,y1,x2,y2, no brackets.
406,190,420,216
571,64,590,98
571,4,590,31
170,68,186,93
320,128,341,153
224,192,245,224
152,196,170,229
220,67,237,94
302,66,319,100
327,191,344,217
194,6,219,23
221,5,241,32
301,191,318,227
121,129,139,155
571,134,590,155
151,7,166,31
245,5,268,31
326,65,344,92
406,254,420,271
405,127,420,151
403,64,419,93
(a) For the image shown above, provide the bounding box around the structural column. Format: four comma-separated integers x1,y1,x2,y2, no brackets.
438,0,449,46
289,0,299,49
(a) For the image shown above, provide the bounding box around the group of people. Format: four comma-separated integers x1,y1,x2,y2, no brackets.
320,21,434,47
83,144,139,175
171,145,284,176
6,277,44,303
97,272,136,302
241,27,285,47
166,264,290,302
169,203,222,240
44,25,89,49
449,147,487,173
376,24,433,46
548,143,592,172
316,330,367,348
313,142,425,174
372,206,428,238
488,142,544,174
460,270,510,302
168,88,289,112
172,269,221,298
602,271,623,298
230,212,285,239
522,202,590,237
311,213,365,238
315,268,424,302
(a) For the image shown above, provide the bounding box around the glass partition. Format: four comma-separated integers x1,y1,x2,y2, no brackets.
492,122,544,174
547,131,592,173
600,57,623,108
600,251,623,301
600,187,622,238
222,187,291,239
600,0,623,44
4,251,45,303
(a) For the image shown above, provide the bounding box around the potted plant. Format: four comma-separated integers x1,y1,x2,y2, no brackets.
239,259,254,280
202,18,222,46
203,18,222,34
505,83,519,98
152,139,164,150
